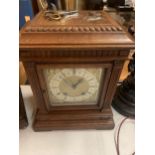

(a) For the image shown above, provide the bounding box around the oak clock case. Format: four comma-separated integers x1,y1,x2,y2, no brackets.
19,11,134,131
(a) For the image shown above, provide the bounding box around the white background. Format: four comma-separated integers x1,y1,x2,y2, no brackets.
0,0,155,154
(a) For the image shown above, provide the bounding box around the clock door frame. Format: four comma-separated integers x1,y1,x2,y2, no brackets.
36,63,112,111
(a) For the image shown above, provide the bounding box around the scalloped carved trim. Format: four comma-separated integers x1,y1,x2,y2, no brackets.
25,25,123,33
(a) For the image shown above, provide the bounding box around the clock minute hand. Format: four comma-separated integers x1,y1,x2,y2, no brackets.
73,78,84,88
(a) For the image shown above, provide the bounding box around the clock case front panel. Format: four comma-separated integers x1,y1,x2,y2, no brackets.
37,63,112,111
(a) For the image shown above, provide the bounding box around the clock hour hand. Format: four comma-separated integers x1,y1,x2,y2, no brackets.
63,79,74,88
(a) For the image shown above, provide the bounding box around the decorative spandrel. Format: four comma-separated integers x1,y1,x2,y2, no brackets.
43,68,104,106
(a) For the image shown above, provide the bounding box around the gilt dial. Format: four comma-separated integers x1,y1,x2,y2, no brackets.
43,68,103,106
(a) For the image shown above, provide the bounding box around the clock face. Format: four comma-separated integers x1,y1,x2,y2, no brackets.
43,68,104,106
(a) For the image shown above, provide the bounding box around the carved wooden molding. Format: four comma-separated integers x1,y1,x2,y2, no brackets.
20,50,129,59
25,25,123,33
20,49,129,58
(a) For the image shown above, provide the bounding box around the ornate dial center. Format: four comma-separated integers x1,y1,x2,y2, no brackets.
59,76,90,97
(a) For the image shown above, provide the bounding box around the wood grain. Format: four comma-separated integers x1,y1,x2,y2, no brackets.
19,11,134,131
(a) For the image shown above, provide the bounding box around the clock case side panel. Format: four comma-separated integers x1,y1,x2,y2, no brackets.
102,60,126,110
36,63,113,112
22,62,48,113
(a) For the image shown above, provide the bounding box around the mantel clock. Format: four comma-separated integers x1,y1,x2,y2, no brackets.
19,11,134,131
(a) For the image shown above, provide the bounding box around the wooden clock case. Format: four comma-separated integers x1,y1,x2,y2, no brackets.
19,11,134,131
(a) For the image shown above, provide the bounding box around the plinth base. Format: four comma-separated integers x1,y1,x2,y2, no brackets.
33,109,114,131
